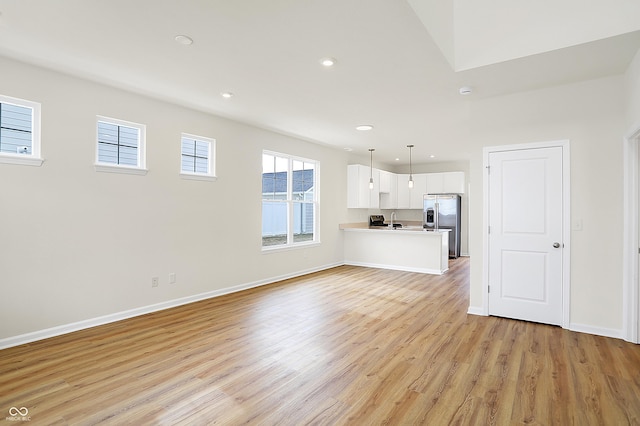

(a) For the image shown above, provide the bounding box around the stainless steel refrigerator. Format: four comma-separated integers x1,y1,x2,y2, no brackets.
423,194,461,258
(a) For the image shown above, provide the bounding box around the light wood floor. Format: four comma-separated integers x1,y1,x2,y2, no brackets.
1,258,640,425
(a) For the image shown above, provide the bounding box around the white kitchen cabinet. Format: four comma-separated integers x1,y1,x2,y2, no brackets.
396,173,427,209
409,174,427,208
426,171,465,194
370,169,380,208
379,170,392,193
396,173,410,209
379,172,397,209
426,173,444,194
347,164,379,208
350,167,464,209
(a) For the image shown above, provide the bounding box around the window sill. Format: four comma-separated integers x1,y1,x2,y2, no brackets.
0,154,44,167
95,163,148,176
262,240,321,253
180,172,217,182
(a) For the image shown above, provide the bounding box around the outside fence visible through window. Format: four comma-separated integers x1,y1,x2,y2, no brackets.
262,152,317,248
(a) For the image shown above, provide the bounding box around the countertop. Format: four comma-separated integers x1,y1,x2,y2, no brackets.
339,222,451,234
342,222,450,274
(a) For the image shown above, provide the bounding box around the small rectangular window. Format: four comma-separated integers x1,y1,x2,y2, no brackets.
180,133,216,180
0,94,42,166
95,116,146,175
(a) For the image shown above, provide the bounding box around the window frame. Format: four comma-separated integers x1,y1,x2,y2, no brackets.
179,133,217,181
0,94,43,167
261,150,320,252
94,115,147,175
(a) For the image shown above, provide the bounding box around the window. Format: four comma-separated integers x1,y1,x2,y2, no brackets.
180,133,216,180
95,116,146,175
262,151,318,249
0,94,42,166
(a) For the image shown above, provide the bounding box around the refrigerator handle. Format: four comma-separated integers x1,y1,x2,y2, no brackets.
434,202,439,230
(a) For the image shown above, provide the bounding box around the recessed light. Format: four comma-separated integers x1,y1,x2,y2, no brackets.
459,86,472,95
395,158,400,161
356,125,373,131
344,147,353,152
174,35,193,45
320,57,336,67
221,92,234,99
430,155,436,158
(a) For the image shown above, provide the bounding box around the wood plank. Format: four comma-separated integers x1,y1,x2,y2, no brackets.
1,258,640,424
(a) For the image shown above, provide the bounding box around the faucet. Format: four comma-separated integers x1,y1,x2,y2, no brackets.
390,211,396,228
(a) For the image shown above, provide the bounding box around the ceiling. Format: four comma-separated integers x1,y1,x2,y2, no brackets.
1,0,639,166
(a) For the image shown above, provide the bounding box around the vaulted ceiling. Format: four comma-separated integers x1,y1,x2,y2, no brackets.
1,0,639,165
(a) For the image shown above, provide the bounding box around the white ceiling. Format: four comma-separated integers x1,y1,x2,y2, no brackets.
0,0,639,166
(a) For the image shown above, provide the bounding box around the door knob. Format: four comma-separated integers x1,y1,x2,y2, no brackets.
553,242,561,248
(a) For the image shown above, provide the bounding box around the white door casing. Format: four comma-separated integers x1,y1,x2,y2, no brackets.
623,126,640,343
483,141,570,328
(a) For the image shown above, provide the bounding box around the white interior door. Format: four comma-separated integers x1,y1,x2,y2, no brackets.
488,146,564,325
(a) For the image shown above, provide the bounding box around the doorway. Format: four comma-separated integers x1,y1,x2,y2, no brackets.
483,140,571,327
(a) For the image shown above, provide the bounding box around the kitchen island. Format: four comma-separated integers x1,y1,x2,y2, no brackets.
340,223,449,275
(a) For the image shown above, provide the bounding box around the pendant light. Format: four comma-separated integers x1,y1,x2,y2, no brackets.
407,144,414,188
368,148,375,189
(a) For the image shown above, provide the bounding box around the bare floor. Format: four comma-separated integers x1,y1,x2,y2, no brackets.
1,258,639,424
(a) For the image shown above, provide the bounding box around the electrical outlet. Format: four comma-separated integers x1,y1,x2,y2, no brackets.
169,273,176,284
152,277,159,287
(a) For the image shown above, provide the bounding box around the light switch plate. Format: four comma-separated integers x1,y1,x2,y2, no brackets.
572,218,583,231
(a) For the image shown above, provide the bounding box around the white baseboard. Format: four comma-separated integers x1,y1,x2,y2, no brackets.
569,323,623,340
5,263,626,350
464,312,623,340
467,306,486,316
0,262,342,350
343,260,446,275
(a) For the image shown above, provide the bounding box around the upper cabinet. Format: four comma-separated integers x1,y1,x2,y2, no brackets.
426,171,465,194
347,165,464,209
409,174,427,209
396,174,410,209
396,173,427,209
379,172,397,209
347,164,379,208
379,170,392,193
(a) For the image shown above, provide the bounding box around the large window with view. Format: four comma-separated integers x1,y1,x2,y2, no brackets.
262,152,318,249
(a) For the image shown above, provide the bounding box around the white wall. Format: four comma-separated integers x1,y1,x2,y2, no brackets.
625,49,640,130
468,75,626,333
0,56,348,342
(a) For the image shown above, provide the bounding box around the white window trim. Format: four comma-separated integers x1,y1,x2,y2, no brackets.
261,150,320,252
0,94,43,167
94,115,147,175
179,132,216,181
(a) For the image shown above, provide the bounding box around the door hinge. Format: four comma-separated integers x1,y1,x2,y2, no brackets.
488,285,490,293
486,165,490,174
488,226,490,234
